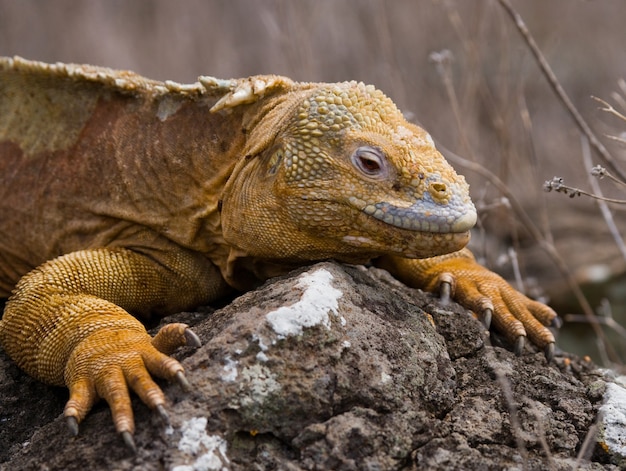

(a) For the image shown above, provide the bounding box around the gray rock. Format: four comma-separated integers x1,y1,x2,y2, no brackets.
0,262,619,470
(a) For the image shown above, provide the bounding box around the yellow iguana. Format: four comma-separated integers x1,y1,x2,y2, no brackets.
0,56,557,449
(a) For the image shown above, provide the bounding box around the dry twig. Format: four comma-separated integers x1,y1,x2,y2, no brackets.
497,0,626,182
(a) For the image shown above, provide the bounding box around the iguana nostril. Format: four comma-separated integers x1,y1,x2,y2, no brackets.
428,182,448,200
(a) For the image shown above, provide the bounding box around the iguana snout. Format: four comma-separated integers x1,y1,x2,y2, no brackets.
220,81,476,261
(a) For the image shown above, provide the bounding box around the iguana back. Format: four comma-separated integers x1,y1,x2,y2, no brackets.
0,58,244,296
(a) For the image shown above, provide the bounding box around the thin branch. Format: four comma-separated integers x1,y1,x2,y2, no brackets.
482,341,530,469
497,0,626,182
593,96,626,123
544,176,626,204
604,134,626,147
429,50,475,160
593,96,626,151
565,313,626,339
581,136,626,263
575,417,601,468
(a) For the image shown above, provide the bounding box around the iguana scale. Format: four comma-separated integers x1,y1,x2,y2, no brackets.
0,56,557,449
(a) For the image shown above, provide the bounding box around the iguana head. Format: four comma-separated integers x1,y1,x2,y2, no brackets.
220,81,476,262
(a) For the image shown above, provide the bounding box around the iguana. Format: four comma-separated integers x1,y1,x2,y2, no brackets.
0,56,557,449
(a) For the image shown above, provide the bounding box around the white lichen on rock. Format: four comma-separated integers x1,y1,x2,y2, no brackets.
266,268,343,338
254,334,270,362
220,356,239,382
599,378,626,461
172,417,230,471
237,364,282,406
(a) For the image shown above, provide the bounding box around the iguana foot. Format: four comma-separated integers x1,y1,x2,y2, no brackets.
439,275,493,329
431,259,557,360
378,251,558,360
63,323,200,449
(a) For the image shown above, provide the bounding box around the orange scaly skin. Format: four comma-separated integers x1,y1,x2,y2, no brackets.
0,56,557,448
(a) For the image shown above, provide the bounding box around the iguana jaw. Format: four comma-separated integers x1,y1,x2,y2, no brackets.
337,200,473,259
351,192,476,234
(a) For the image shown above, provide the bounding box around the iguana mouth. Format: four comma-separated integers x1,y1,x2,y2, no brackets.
361,200,477,233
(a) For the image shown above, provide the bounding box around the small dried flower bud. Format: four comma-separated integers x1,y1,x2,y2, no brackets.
590,165,606,178
543,177,564,192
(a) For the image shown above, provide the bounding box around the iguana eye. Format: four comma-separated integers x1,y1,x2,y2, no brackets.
351,146,387,178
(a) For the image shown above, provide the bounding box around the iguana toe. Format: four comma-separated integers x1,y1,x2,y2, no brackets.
64,377,97,432
98,363,136,436
438,275,492,328
151,323,201,354
452,272,557,358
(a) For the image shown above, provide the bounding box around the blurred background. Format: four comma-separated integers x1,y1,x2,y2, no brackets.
2,0,626,365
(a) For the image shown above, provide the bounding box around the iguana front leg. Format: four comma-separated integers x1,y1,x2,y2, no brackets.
0,247,224,449
378,249,558,359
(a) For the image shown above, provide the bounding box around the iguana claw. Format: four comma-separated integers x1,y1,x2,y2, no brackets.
58,320,198,447
482,308,493,330
551,317,563,329
122,431,137,453
156,404,170,425
438,277,452,304
513,336,526,356
66,416,79,436
175,371,192,392
152,323,201,354
184,328,202,348
545,343,555,362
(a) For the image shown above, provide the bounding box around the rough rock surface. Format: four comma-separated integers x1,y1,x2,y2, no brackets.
0,262,622,470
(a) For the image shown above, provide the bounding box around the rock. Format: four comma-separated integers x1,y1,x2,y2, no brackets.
595,372,626,468
0,261,621,470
